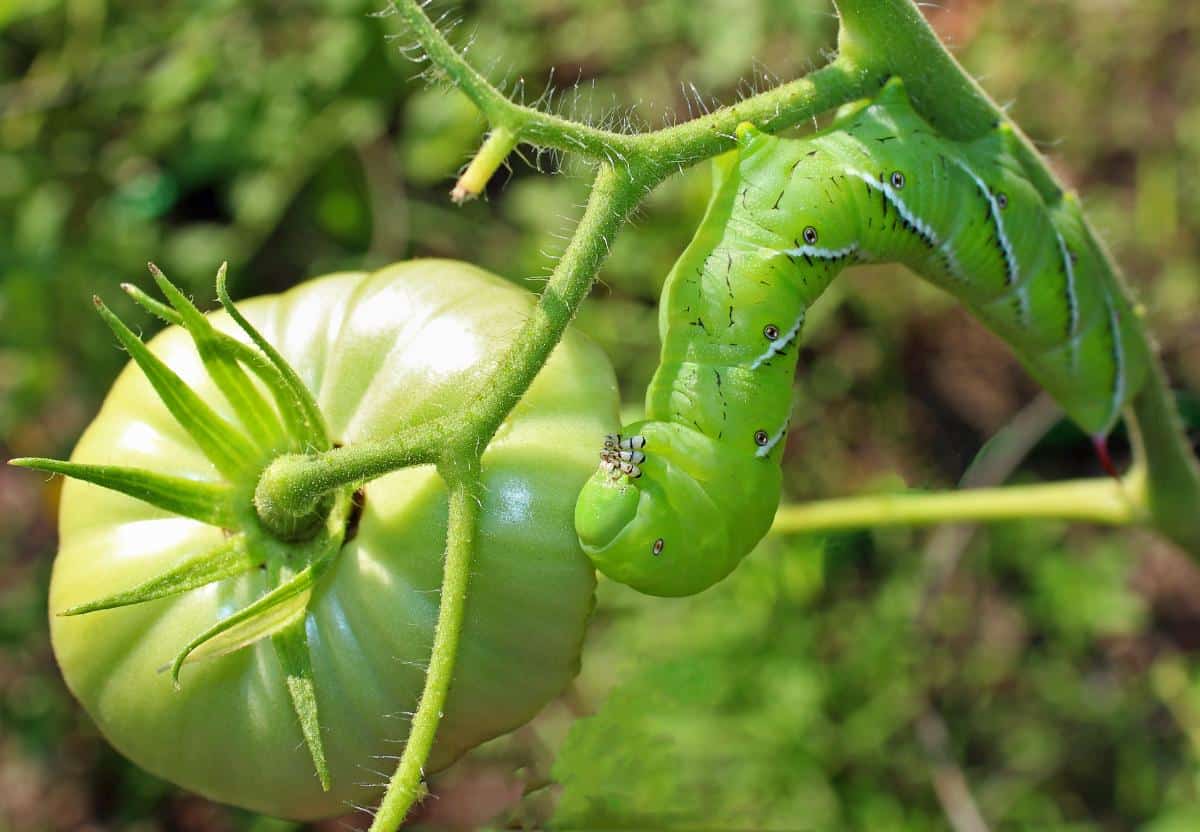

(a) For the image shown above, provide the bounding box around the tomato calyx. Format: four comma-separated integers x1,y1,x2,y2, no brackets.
10,263,352,792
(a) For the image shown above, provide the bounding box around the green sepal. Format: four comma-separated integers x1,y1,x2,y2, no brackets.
94,296,260,479
167,556,330,687
147,263,284,450
124,281,269,374
59,534,260,616
9,457,236,527
121,282,183,327
123,279,318,449
273,617,331,791
216,266,330,451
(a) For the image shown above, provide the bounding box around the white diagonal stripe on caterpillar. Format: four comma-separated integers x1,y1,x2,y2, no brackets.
1054,228,1081,372
780,242,860,262
845,167,941,248
754,421,788,458
1102,290,1125,433
750,310,805,370
846,165,984,294
949,157,1031,326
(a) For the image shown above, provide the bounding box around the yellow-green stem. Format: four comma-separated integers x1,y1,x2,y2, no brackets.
451,126,517,204
770,476,1143,537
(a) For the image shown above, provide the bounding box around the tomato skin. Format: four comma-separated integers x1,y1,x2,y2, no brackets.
49,260,618,820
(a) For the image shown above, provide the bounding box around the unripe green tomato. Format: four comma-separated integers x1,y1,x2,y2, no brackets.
48,260,618,819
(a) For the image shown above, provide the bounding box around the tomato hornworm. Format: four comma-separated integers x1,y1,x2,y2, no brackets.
575,78,1148,596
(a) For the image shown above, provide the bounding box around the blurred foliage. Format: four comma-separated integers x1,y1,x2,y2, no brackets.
3,0,1200,829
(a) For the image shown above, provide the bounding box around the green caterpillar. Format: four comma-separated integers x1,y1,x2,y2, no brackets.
574,77,1150,597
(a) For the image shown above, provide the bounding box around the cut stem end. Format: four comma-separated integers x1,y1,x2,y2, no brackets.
451,126,518,204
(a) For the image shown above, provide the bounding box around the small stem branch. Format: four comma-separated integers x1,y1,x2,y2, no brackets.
770,477,1141,536
370,468,481,832
392,0,637,160
391,0,877,173
451,126,517,203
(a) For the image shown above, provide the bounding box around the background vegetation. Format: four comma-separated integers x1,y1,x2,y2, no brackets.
3,0,1200,828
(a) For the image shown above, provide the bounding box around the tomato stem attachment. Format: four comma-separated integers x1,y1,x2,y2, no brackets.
251,426,442,541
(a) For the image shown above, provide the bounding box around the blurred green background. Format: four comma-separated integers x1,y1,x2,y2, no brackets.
4,0,1200,829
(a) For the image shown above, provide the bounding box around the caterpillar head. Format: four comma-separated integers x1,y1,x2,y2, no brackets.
574,420,781,596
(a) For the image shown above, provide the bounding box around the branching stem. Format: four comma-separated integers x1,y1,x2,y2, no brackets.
391,0,877,171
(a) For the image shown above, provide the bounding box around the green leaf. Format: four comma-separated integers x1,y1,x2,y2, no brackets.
167,557,330,687
273,617,331,790
9,457,236,527
94,296,260,479
216,265,330,451
60,534,260,616
148,263,284,450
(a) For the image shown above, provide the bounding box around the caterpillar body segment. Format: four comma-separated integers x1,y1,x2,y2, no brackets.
575,77,1148,596
575,419,781,596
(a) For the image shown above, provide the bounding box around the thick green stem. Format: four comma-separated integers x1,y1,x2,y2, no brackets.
833,0,1058,195
370,468,481,831
770,476,1142,536
1128,362,1200,552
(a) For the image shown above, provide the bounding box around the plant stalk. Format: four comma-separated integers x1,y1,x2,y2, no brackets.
369,469,480,831
770,476,1141,537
